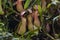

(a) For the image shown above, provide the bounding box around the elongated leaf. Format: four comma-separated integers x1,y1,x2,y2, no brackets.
36,0,41,5
24,0,31,9
0,0,4,15
38,5,43,25
38,5,42,17
47,3,52,8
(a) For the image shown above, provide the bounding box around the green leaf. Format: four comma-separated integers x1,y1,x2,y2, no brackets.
38,5,43,23
0,0,4,15
38,5,42,17
47,3,52,8
24,0,32,9
36,0,41,5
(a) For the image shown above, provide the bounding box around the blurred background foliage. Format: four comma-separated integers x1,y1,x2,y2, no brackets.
0,0,60,40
